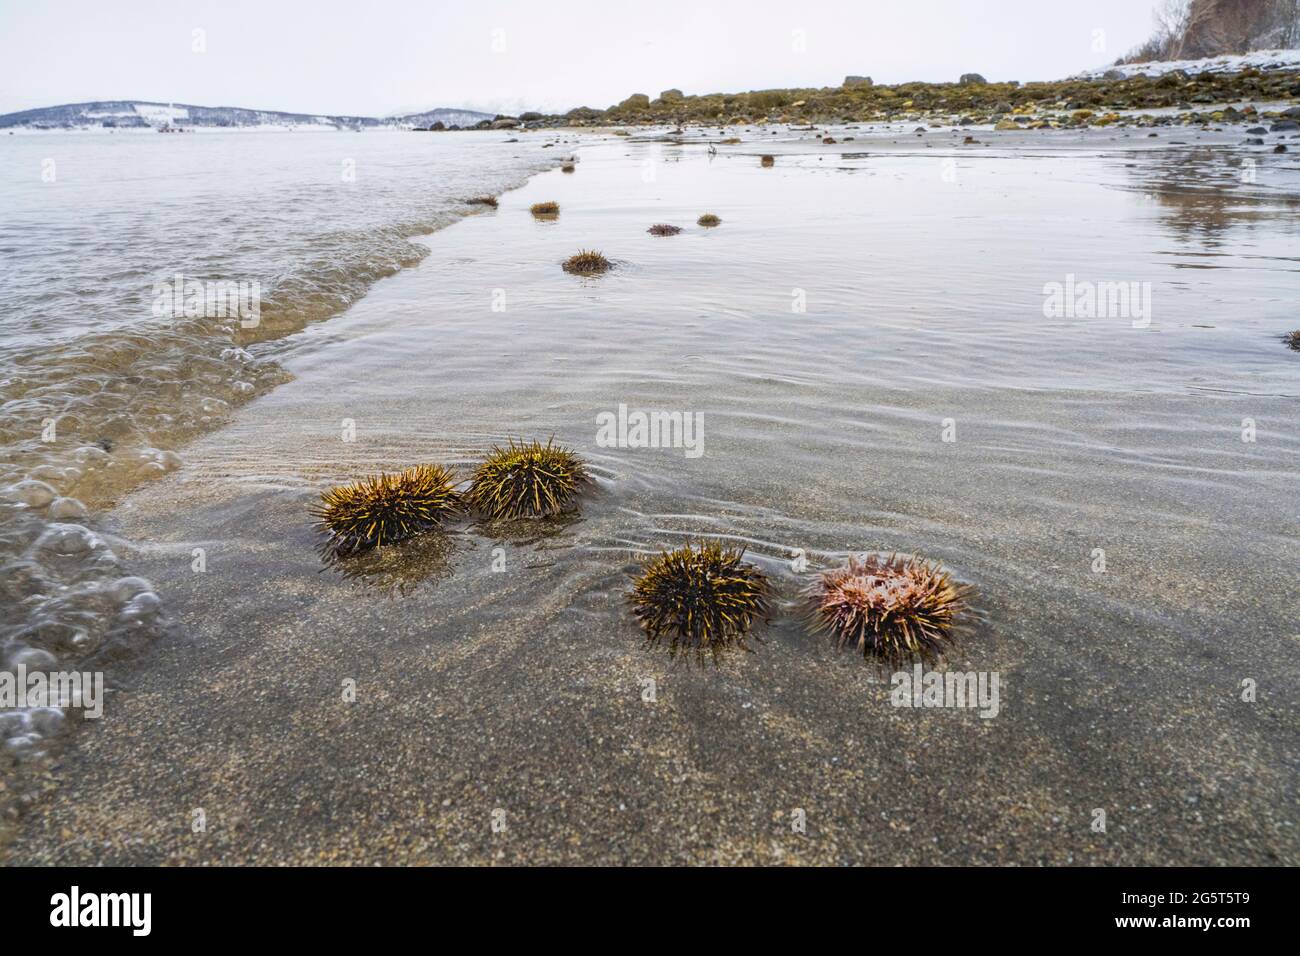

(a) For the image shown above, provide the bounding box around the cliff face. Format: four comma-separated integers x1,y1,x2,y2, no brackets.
1174,0,1298,59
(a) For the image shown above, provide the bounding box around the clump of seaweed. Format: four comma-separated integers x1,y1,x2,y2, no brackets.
697,213,721,227
465,439,588,520
805,554,966,665
314,464,460,557
466,195,499,207
647,223,682,236
1285,330,1300,351
530,200,560,219
760,154,775,167
630,541,770,657
562,249,611,275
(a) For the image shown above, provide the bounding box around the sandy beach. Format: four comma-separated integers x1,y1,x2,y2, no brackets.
3,125,1296,865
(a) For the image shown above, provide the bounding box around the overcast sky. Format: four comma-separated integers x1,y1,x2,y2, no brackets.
0,0,1163,117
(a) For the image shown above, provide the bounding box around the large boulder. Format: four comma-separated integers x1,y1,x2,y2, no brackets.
618,93,651,110
491,117,519,129
843,75,873,88
659,88,684,101
959,73,987,85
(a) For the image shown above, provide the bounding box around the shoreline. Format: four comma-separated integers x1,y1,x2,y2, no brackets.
4,126,1296,865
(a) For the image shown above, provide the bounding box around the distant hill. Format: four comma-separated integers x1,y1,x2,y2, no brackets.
0,100,495,131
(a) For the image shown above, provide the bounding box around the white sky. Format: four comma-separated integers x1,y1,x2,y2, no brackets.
0,0,1162,117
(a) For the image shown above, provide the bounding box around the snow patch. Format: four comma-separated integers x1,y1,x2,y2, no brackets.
1074,49,1300,80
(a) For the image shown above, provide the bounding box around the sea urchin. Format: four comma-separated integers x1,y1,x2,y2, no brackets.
1285,330,1300,351
630,542,770,655
697,213,721,227
760,154,775,167
647,224,682,236
314,464,460,557
466,195,498,207
806,554,965,664
465,439,588,520
530,201,560,219
562,250,611,275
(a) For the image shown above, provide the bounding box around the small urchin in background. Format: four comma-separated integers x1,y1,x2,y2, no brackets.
697,213,721,227
630,541,771,657
562,249,611,275
806,554,966,664
465,438,589,519
314,464,460,557
530,200,560,219
647,224,682,236
1285,330,1300,351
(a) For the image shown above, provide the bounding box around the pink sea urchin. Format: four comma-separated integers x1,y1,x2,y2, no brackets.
806,554,966,664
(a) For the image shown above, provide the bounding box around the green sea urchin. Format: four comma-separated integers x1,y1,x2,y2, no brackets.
561,163,576,173
697,213,721,227
314,464,460,557
630,541,770,656
647,224,682,236
562,250,611,275
465,439,588,519
530,201,560,219
806,554,966,664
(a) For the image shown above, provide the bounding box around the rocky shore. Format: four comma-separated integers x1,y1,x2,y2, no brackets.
431,62,1300,134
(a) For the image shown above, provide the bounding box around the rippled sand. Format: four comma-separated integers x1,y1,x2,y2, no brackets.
4,125,1298,864
0,130,568,770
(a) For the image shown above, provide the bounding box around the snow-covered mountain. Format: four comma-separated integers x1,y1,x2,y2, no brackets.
0,100,495,131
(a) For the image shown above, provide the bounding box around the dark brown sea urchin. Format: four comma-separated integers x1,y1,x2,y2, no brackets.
465,439,588,520
806,554,966,664
647,224,682,236
314,464,460,557
530,201,560,218
562,249,611,275
1285,330,1300,351
630,541,770,656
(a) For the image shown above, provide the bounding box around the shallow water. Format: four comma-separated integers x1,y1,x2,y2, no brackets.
3,125,1299,863
0,129,565,756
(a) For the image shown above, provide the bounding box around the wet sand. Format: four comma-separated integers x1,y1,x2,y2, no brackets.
4,125,1298,865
